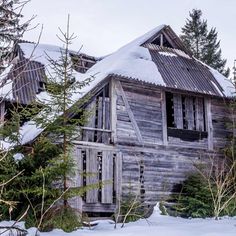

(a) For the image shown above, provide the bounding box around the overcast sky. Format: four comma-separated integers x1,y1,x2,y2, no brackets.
22,0,236,75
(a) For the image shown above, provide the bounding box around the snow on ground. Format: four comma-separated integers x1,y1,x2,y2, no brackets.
0,205,235,236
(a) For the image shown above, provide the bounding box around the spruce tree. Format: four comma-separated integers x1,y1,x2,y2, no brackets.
181,9,230,77
0,0,29,70
0,17,94,232
34,17,92,206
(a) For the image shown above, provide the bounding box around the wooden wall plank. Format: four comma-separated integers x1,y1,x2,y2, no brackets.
205,98,213,150
86,149,99,203
117,81,143,143
101,151,113,204
110,78,117,144
115,152,122,203
68,147,83,212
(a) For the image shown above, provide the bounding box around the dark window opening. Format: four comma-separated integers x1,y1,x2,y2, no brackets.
151,34,174,48
70,53,96,73
166,92,174,127
166,92,207,141
37,81,46,94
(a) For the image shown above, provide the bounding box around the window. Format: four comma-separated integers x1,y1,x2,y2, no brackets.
151,33,174,48
70,53,96,73
37,81,46,93
166,92,207,141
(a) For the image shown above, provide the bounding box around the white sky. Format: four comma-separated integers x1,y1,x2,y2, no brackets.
22,0,236,75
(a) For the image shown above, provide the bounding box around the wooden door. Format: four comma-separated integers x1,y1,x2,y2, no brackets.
72,146,122,213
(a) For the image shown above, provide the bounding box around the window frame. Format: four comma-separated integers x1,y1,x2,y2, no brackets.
165,92,208,141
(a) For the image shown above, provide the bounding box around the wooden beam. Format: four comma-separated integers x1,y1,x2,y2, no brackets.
115,151,122,204
160,34,163,47
205,98,213,150
161,92,168,145
81,127,112,133
110,78,117,144
86,149,99,203
117,80,143,143
101,150,113,204
72,140,116,150
162,31,177,49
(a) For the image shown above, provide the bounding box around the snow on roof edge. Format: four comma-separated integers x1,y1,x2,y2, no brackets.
119,24,166,50
195,58,235,97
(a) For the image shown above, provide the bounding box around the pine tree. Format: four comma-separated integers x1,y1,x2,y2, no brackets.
0,0,29,70
181,9,230,77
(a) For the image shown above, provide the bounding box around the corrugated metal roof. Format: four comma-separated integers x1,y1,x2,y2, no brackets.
144,43,224,96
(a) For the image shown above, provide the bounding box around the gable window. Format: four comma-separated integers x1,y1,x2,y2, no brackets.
151,33,174,48
70,53,96,73
166,92,208,141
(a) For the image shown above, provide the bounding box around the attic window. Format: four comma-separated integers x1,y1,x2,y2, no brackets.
70,53,96,73
166,92,207,141
151,34,174,48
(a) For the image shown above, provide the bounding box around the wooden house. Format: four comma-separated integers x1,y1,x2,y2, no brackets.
0,25,234,216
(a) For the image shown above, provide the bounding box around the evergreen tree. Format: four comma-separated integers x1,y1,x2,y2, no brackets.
181,9,230,77
0,0,29,70
0,17,94,232
33,17,92,207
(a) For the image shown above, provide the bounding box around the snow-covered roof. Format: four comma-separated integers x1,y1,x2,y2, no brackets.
0,24,235,148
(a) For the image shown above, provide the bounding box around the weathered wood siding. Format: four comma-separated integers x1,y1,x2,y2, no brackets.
116,80,163,145
113,78,230,207
211,98,231,149
120,146,212,206
71,77,231,214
